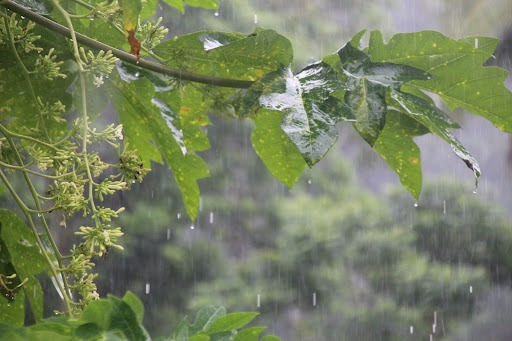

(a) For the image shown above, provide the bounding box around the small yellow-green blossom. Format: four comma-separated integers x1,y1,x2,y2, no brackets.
79,47,119,78
37,97,66,123
26,146,54,171
88,152,109,177
51,179,88,215
118,148,149,186
75,225,124,256
95,0,121,19
0,14,42,53
65,253,95,275
93,206,125,222
138,17,169,50
34,48,66,80
95,179,128,201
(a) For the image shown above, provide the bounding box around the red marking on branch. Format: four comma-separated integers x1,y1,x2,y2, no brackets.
127,30,141,60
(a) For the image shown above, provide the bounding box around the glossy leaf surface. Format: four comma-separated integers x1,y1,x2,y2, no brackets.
367,30,512,132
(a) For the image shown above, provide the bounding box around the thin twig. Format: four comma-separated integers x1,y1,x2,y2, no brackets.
2,0,255,88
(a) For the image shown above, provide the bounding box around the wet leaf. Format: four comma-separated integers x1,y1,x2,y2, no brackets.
185,0,217,10
77,295,148,340
11,0,48,14
296,62,354,163
155,85,213,153
153,29,292,81
391,90,480,187
345,78,386,146
337,42,431,146
374,110,429,200
368,30,512,132
251,109,307,188
246,65,351,166
0,210,48,322
233,326,266,341
122,291,144,325
118,0,141,33
107,73,209,220
189,305,226,334
205,312,258,334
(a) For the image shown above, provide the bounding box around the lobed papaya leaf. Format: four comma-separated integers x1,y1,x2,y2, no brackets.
107,71,209,220
251,109,307,188
367,30,512,132
336,42,431,146
374,110,429,200
391,90,481,188
153,29,292,81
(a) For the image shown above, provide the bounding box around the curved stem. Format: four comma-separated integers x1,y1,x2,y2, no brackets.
3,8,50,139
2,0,255,88
0,124,59,150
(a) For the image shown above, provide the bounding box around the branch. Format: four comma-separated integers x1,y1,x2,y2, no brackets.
2,0,255,89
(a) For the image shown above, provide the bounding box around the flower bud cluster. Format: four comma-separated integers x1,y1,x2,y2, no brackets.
138,17,169,50
0,14,41,53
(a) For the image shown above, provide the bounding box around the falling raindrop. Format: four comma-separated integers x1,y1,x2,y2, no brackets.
409,326,414,334
177,213,181,219
312,292,316,306
254,13,258,24
469,285,473,293
474,38,479,48
209,212,214,224
442,200,446,214
257,294,261,307
166,228,170,240
145,282,150,294
199,197,203,212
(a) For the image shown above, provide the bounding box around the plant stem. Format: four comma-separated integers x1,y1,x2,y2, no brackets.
0,141,73,315
2,0,255,88
2,7,50,139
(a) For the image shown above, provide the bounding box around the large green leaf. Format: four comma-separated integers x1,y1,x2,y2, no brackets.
153,29,292,81
185,0,217,10
336,42,431,146
205,312,258,334
0,210,48,322
75,295,148,340
391,90,481,187
107,73,209,220
251,109,307,188
245,65,351,167
374,110,429,199
189,305,226,334
118,0,142,33
233,326,266,341
367,30,512,132
295,62,354,163
162,0,217,13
